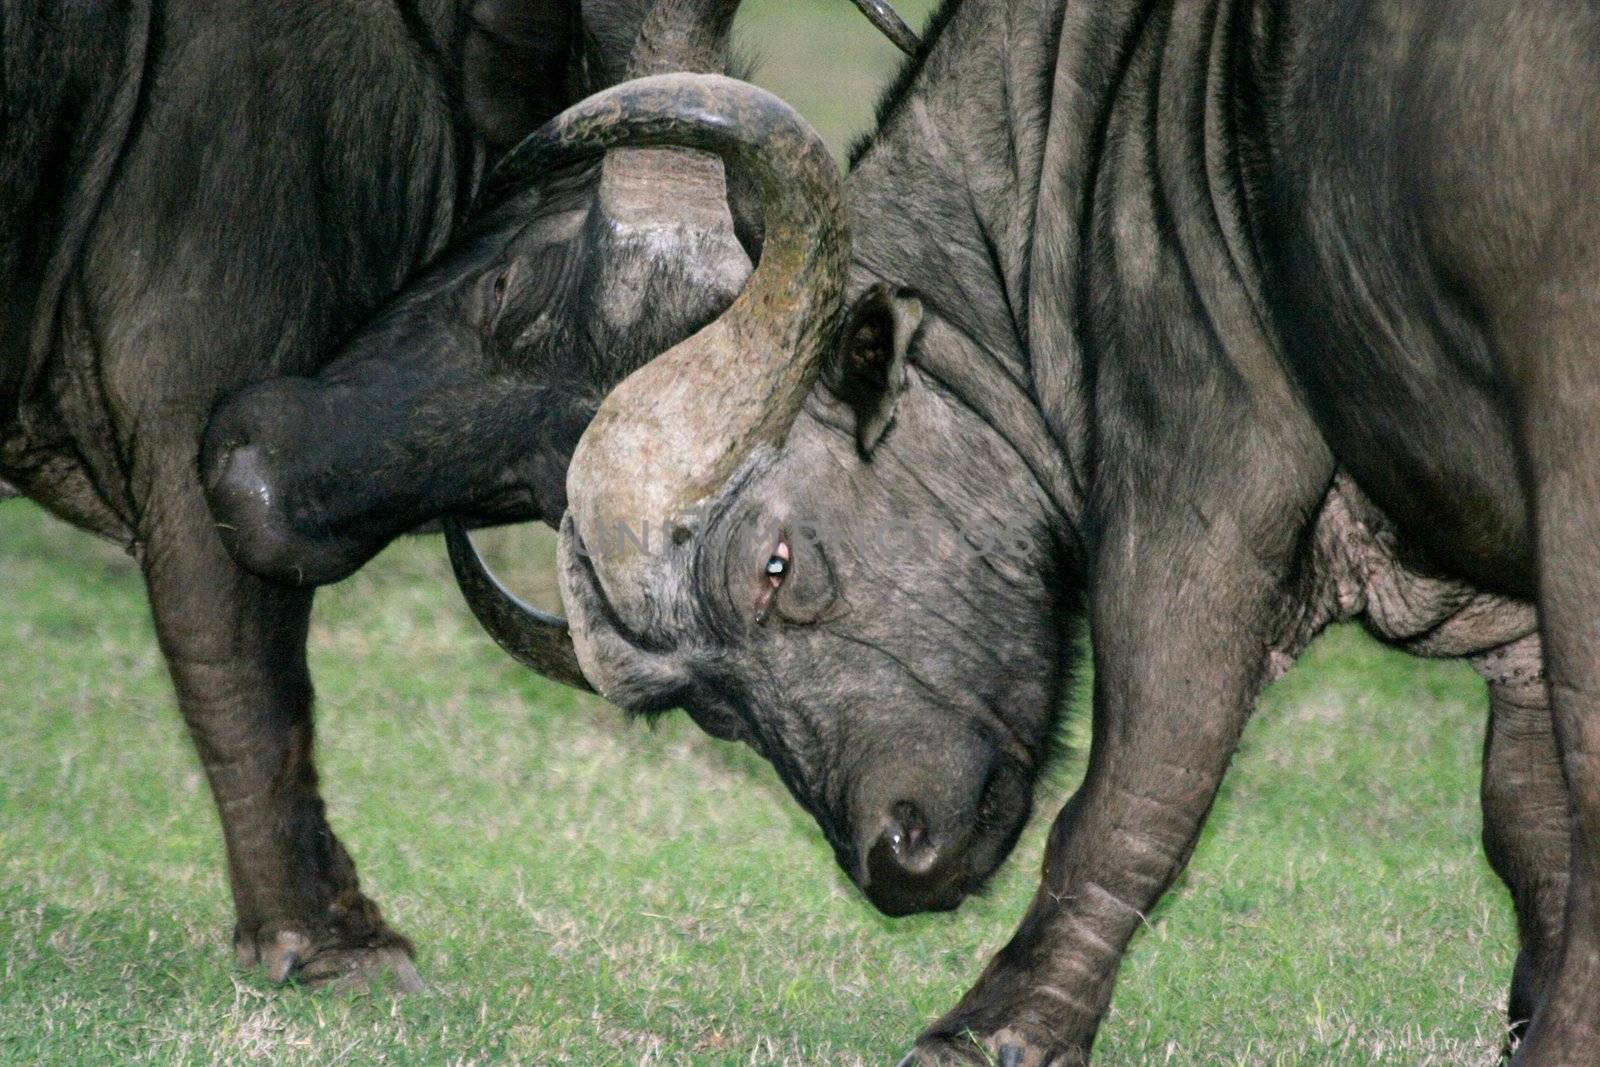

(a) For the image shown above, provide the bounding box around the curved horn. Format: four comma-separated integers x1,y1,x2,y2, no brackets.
497,73,848,620
445,519,595,693
623,0,920,75
848,0,922,56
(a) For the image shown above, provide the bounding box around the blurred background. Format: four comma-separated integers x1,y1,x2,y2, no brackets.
0,1,1514,1063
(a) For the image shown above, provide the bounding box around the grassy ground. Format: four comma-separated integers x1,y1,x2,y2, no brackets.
1,1,1518,1063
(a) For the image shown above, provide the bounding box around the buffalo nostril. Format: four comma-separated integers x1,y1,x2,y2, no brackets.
860,800,968,916
882,800,940,876
887,801,926,856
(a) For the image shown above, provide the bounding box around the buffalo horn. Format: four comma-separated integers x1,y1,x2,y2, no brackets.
848,0,922,56
496,72,848,621
445,519,596,693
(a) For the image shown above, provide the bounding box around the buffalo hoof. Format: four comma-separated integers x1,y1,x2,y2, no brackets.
898,1028,1088,1067
236,924,423,995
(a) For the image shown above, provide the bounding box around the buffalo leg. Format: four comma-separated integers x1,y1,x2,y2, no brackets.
910,511,1313,1066
1507,307,1600,1065
141,486,418,991
1479,668,1570,1049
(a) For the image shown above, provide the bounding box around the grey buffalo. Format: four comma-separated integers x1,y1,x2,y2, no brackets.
1,0,913,990
441,1,1600,1063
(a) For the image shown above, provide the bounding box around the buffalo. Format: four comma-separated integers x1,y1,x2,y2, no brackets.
430,1,1600,1064
1,0,915,991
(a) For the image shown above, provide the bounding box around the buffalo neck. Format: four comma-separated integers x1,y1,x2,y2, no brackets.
842,0,1288,565
846,1,1064,442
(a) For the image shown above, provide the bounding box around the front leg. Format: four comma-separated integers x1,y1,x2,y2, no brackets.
911,512,1317,1065
1476,652,1569,1049
141,479,419,992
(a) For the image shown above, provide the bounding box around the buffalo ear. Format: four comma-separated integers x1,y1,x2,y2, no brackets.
824,284,923,458
463,0,578,151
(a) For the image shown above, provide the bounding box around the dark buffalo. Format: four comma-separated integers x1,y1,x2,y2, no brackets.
1,0,913,990
444,1,1600,1063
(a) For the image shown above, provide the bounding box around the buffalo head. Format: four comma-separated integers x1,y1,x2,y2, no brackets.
451,69,1075,914
200,0,919,594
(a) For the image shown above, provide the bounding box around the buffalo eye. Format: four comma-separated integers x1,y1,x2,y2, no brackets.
474,265,516,331
487,267,514,315
765,547,790,584
755,537,791,625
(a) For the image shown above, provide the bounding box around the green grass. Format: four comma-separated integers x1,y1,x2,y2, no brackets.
0,2,1518,1062
0,497,1518,1067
